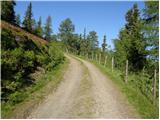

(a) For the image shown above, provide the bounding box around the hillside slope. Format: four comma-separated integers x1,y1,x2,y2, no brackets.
1,20,65,118
1,20,48,46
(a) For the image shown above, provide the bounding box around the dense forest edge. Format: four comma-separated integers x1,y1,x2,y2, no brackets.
1,1,159,118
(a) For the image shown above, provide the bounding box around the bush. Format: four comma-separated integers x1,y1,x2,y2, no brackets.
8,91,28,105
45,42,65,70
23,50,35,69
1,29,18,50
1,28,65,104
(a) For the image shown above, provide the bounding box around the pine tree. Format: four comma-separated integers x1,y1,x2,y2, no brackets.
114,29,129,69
102,35,107,53
79,28,90,55
32,19,37,34
79,34,86,55
37,17,43,36
44,16,52,40
15,14,21,26
126,4,146,71
114,4,146,71
143,1,159,61
1,1,16,23
83,28,86,40
87,31,99,52
58,18,75,45
79,34,82,40
34,17,43,37
23,2,33,32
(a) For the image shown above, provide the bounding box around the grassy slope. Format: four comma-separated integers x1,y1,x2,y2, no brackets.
1,58,69,118
78,56,158,119
1,20,48,46
1,20,68,118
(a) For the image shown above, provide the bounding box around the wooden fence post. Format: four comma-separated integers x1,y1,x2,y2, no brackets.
153,69,157,105
104,56,107,67
92,52,94,60
96,54,97,62
99,53,101,64
86,53,88,59
142,67,145,76
125,60,128,83
112,57,114,72
66,48,68,53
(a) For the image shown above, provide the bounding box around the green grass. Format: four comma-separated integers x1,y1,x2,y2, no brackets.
1,59,69,118
78,55,159,119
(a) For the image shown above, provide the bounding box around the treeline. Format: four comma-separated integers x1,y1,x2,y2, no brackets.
59,2,158,72
60,2,158,73
57,2,159,104
1,1,103,54
2,1,53,41
59,20,101,55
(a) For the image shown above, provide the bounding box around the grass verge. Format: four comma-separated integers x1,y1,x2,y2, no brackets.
77,55,158,119
1,59,69,118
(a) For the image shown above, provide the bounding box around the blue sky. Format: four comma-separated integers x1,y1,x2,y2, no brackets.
15,1,145,49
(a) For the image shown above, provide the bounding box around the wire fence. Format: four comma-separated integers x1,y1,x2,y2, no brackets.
68,50,159,106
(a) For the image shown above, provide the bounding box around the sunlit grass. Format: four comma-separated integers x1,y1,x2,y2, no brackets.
78,55,159,118
1,59,69,118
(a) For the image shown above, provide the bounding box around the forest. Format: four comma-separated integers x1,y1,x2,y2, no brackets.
1,1,159,118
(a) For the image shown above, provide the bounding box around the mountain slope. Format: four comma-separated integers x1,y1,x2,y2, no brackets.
1,20,48,46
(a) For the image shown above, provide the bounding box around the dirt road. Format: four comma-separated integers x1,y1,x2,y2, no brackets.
28,54,139,118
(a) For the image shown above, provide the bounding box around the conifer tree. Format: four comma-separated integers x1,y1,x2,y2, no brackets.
114,4,146,71
35,17,43,37
87,31,99,52
1,1,16,23
143,1,159,61
102,35,107,53
80,34,87,55
126,4,146,71
59,18,75,45
83,28,86,40
32,19,37,33
79,28,90,54
44,16,52,40
15,14,21,26
23,2,33,32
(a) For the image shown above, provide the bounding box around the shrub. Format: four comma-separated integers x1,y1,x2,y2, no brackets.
1,28,65,104
1,29,18,50
8,91,28,105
